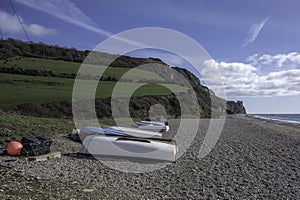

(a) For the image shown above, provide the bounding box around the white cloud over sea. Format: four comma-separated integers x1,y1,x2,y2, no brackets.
201,52,300,97
0,10,56,37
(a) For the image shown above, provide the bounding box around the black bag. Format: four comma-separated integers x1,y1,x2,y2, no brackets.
21,135,52,156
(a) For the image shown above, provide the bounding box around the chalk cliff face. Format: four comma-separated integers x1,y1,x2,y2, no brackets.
171,67,246,115
0,38,246,118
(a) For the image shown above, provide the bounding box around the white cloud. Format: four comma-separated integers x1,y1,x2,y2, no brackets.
0,10,56,37
14,0,109,35
243,16,270,47
201,59,300,97
247,52,300,68
14,0,111,35
14,0,142,46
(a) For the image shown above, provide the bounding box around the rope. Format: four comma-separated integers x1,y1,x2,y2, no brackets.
7,0,62,113
8,0,31,42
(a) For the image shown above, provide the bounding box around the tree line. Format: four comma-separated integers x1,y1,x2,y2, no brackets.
0,38,166,68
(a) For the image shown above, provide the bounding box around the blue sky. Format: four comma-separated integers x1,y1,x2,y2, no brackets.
0,0,300,113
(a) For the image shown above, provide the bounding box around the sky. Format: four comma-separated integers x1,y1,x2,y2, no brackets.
0,0,300,114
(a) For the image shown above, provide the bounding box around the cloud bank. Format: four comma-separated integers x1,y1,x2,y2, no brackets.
247,52,300,68
201,53,300,97
0,10,56,37
243,16,270,47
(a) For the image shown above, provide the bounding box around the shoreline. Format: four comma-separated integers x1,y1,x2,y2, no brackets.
248,114,300,125
244,114,300,129
242,114,300,140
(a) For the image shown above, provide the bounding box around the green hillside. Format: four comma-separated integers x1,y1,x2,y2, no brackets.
0,38,246,118
0,55,186,105
0,73,187,105
0,57,164,81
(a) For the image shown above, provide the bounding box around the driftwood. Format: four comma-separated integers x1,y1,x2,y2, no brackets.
0,164,13,173
28,151,61,161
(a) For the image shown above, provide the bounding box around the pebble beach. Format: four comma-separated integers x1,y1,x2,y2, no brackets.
1,115,300,199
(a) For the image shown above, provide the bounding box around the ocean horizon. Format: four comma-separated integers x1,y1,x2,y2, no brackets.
253,114,300,124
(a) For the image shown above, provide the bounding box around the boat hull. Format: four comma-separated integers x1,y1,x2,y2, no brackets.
109,126,162,138
79,135,176,162
132,121,169,132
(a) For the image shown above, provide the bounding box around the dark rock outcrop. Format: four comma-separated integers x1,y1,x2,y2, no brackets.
226,100,246,114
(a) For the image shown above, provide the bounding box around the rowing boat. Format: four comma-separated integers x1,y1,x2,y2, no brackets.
79,135,177,162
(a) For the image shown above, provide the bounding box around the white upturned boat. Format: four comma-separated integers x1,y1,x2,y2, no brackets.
132,121,169,132
109,126,162,138
79,135,177,162
73,126,134,139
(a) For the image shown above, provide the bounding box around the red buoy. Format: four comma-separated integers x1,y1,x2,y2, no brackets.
7,141,23,156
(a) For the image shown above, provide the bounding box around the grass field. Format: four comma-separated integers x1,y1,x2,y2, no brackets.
0,73,187,104
0,57,164,81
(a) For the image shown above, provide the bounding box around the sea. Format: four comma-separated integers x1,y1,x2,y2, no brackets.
254,114,300,124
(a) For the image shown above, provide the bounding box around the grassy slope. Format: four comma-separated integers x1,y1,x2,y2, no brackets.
0,73,187,104
0,57,188,105
0,57,164,81
0,111,74,145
